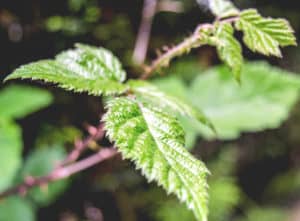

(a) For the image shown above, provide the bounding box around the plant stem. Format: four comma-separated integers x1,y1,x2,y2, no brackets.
132,0,158,65
141,16,239,79
0,148,118,200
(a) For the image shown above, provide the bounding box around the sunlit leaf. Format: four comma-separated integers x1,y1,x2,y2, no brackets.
235,9,296,57
5,44,127,96
104,97,209,221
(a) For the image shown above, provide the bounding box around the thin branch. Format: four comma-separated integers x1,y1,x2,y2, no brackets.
157,0,183,13
132,0,158,65
61,123,105,166
0,148,118,200
141,23,212,79
141,16,240,79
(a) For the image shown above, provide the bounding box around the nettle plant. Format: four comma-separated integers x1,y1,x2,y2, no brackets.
2,1,297,221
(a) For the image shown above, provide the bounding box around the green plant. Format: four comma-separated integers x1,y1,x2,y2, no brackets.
1,0,297,221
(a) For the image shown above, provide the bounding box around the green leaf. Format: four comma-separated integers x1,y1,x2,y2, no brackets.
104,97,209,221
206,0,239,18
128,80,215,132
189,62,300,139
5,44,127,96
0,120,22,192
214,23,243,81
0,85,53,119
151,76,202,149
236,207,288,221
59,43,126,82
208,178,240,221
21,145,69,206
0,197,35,221
235,9,296,57
153,179,240,221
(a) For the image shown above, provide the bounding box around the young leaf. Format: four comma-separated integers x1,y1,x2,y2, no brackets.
0,120,22,192
104,97,209,221
128,80,215,132
214,23,243,81
235,9,296,57
0,85,53,119
207,0,239,18
5,44,128,96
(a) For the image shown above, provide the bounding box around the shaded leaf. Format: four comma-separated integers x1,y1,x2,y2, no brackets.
0,85,53,119
21,145,69,206
104,97,209,221
0,120,22,192
0,197,35,221
236,207,288,221
190,62,300,139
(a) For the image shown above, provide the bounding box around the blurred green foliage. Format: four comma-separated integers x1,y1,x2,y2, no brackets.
1,0,300,220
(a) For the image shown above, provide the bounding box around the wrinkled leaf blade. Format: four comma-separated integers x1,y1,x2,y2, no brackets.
128,80,215,133
235,9,296,57
104,97,209,221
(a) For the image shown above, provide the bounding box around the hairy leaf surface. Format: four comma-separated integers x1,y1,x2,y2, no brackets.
129,80,214,132
214,23,243,81
5,44,127,95
235,9,296,57
104,97,209,221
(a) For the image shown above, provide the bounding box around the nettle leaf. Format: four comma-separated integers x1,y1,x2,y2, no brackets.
0,85,53,119
0,197,35,221
214,23,243,81
190,62,300,140
0,120,22,192
202,0,239,18
5,44,127,96
21,145,69,206
235,9,296,57
128,80,215,132
104,97,209,221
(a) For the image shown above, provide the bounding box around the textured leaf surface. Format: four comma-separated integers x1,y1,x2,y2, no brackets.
209,0,239,17
0,85,53,119
190,62,300,139
21,145,69,206
235,9,296,57
104,97,209,221
0,197,35,221
214,23,243,81
0,120,22,192
129,80,214,132
5,44,127,96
